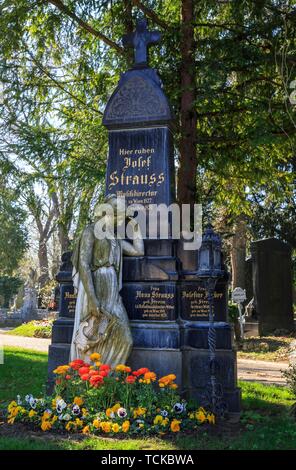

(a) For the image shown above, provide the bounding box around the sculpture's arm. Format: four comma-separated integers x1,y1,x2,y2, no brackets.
122,219,144,257
78,226,99,312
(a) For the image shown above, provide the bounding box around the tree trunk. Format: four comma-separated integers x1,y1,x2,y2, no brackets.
231,216,247,289
58,224,70,255
38,237,50,288
177,0,197,208
231,216,247,343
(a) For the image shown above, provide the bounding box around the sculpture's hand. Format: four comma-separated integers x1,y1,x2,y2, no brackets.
89,298,101,318
89,298,113,322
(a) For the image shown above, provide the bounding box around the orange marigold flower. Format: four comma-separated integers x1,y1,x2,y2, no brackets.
89,353,101,362
89,369,100,377
99,370,109,377
144,371,156,381
53,365,70,375
78,366,90,376
126,375,136,384
132,367,149,377
81,373,90,381
69,359,85,370
89,374,104,387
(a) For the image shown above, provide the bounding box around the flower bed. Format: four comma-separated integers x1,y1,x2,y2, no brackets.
6,353,215,436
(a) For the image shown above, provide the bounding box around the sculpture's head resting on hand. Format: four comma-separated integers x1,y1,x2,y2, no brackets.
94,194,126,228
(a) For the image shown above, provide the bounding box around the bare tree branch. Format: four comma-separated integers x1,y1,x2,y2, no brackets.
47,0,125,54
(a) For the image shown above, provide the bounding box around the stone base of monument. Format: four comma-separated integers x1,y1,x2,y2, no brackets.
51,317,74,344
47,343,71,392
180,322,241,417
128,348,183,385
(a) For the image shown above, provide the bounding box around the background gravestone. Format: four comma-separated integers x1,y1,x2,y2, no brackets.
251,238,295,335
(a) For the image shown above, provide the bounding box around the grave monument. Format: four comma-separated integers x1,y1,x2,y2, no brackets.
48,18,240,418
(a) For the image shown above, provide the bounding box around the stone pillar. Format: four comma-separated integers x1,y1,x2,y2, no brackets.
251,238,294,335
177,241,241,417
47,252,76,388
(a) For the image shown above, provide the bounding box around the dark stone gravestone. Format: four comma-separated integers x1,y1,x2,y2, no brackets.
251,238,295,335
48,18,241,417
47,251,76,387
245,256,254,304
103,19,240,416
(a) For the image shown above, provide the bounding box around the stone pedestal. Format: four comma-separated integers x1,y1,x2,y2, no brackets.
47,252,76,389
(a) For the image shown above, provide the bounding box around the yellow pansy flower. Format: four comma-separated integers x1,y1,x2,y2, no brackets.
153,415,163,425
42,411,51,420
41,420,52,431
100,421,111,433
170,419,181,433
112,423,120,433
112,403,121,413
29,410,37,418
122,420,130,433
195,410,206,423
207,413,215,424
133,407,147,418
73,396,84,406
82,425,90,434
93,419,100,428
65,421,74,432
8,401,17,412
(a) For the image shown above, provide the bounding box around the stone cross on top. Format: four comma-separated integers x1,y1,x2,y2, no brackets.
122,18,161,66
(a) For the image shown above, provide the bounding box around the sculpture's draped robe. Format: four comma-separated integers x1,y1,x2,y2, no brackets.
70,230,132,366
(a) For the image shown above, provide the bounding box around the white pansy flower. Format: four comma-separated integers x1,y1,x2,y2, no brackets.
62,413,71,421
117,407,127,418
56,398,67,414
173,402,184,413
29,397,38,409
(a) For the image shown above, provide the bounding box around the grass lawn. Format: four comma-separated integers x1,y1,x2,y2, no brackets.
0,346,296,450
5,321,52,339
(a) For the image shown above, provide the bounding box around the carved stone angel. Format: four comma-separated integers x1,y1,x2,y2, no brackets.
70,195,144,366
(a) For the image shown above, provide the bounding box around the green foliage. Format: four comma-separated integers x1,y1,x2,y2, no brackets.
0,190,27,275
0,0,294,230
7,320,53,339
227,302,238,322
283,364,296,398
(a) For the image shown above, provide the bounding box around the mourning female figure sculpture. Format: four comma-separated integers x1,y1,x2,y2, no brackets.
70,195,144,366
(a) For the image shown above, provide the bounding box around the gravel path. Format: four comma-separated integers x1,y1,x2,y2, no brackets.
0,332,290,385
0,332,50,353
237,358,288,385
